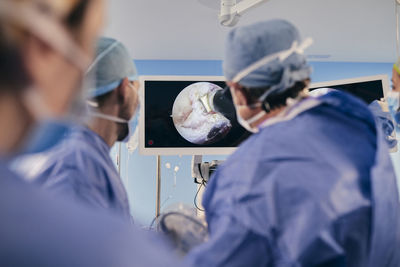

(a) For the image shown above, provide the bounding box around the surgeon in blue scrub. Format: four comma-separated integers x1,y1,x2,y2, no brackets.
16,37,139,219
0,1,181,266
186,19,400,267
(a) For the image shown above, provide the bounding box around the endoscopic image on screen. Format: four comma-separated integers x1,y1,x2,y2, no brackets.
144,80,251,148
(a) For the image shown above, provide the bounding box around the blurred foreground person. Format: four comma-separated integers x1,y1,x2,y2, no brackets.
186,19,400,267
0,1,180,266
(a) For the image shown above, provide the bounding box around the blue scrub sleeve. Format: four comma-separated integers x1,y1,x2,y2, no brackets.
42,165,110,210
185,213,270,267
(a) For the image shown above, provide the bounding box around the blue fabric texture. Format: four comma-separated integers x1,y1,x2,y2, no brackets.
223,19,311,91
0,163,181,267
368,100,397,149
15,126,131,219
395,112,400,126
21,119,72,155
186,91,400,267
86,37,138,98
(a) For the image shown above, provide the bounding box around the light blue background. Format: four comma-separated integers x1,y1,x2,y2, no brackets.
110,60,399,226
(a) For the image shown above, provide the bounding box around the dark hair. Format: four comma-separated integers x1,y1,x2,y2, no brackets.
0,28,28,91
243,79,309,112
65,0,91,38
0,0,92,93
93,90,114,107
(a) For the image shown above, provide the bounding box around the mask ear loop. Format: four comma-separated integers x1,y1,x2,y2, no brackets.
231,38,313,85
86,41,121,74
258,38,313,102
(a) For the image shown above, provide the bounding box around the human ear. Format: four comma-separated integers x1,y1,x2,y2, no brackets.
235,86,252,106
116,77,130,104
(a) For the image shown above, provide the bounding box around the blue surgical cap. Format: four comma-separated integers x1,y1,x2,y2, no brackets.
86,37,138,98
223,19,311,94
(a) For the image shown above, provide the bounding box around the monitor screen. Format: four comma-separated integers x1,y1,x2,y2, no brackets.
140,76,250,155
309,75,389,104
139,75,389,155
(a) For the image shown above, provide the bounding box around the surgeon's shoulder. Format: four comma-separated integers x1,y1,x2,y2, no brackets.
231,117,309,162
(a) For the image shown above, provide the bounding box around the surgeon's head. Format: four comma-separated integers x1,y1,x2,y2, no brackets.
86,37,140,144
223,19,311,133
392,57,400,92
0,0,104,155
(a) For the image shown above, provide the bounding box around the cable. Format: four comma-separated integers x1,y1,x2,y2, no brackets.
148,214,161,230
194,182,205,212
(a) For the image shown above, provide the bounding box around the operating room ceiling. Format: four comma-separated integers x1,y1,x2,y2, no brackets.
104,0,396,62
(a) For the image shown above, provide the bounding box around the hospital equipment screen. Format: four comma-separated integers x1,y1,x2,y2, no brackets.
140,75,389,155
139,76,250,155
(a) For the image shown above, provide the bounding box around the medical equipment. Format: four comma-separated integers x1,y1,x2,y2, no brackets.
309,75,390,104
199,0,271,27
139,76,251,156
311,75,397,152
157,203,208,255
191,155,224,184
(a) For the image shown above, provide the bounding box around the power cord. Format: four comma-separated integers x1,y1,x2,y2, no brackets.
194,182,205,212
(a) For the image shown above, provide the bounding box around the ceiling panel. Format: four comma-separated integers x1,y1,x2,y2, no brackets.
103,0,397,62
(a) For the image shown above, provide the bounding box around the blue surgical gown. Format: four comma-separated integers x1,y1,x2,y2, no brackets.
0,163,181,267
15,126,131,218
186,91,400,267
368,100,397,149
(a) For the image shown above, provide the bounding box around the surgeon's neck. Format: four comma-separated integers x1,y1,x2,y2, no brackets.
87,117,119,148
250,106,286,128
0,92,33,156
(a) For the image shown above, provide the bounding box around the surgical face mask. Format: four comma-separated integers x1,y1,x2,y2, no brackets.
89,105,140,143
232,89,309,133
234,102,265,133
89,83,140,143
123,105,140,143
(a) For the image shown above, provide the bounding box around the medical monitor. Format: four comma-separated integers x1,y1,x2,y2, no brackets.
309,74,389,103
140,75,389,156
139,76,250,155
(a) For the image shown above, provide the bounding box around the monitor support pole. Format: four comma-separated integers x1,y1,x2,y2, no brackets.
156,155,162,220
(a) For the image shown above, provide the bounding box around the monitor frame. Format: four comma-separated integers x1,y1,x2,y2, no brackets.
139,74,390,156
309,74,390,99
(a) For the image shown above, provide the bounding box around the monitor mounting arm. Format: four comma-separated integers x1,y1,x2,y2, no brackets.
219,0,270,27
191,155,224,184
